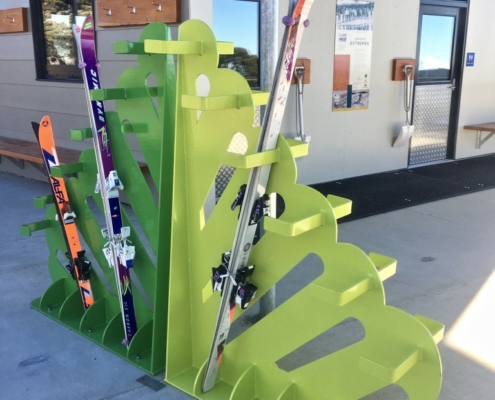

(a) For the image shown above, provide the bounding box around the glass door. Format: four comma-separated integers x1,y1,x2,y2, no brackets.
409,4,467,165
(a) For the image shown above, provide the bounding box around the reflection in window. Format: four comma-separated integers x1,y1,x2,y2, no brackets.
418,15,455,81
213,0,260,88
31,0,92,81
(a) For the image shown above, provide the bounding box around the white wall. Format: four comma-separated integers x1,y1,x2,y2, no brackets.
279,0,421,185
456,0,495,158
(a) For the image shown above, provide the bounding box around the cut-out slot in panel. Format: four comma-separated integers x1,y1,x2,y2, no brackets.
215,132,248,201
228,254,324,342
56,250,71,277
360,384,409,399
276,317,365,372
195,74,211,122
146,74,160,118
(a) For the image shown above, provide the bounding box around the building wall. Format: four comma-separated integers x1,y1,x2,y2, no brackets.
0,0,211,163
279,0,420,184
1,0,494,184
456,0,495,158
280,0,495,185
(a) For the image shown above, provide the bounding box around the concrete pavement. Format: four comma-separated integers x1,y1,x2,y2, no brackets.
2,170,495,399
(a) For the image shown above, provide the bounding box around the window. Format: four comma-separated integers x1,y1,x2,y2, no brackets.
30,0,92,81
418,14,455,82
213,0,260,88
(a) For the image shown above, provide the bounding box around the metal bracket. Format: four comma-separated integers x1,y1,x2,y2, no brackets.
1,154,25,169
475,130,495,149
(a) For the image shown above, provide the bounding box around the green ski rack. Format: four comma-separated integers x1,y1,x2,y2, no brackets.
22,17,444,398
150,19,444,399
21,22,177,375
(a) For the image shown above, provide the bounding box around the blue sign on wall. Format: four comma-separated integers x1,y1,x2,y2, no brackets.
466,52,475,67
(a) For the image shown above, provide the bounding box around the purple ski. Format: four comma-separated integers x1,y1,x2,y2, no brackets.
73,15,137,345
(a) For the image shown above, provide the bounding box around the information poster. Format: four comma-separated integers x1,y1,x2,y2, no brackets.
332,0,375,111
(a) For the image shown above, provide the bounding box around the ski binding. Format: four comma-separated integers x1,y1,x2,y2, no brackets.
211,252,257,309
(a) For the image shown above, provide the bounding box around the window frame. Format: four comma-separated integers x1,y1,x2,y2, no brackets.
30,0,93,82
214,0,261,89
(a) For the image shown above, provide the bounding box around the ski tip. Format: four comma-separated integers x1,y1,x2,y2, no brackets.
282,16,295,26
31,122,40,139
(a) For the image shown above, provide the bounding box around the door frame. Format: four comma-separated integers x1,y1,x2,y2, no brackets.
411,0,469,163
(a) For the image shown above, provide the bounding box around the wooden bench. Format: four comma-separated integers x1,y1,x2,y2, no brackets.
0,137,80,175
0,136,148,176
464,122,495,149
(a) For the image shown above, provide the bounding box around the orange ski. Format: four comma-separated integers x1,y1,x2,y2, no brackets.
32,116,94,310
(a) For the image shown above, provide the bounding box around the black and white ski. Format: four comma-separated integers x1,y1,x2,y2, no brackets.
202,0,315,391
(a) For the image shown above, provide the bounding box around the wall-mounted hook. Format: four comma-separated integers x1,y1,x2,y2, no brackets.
126,4,136,14
152,2,162,12
101,6,112,16
6,16,15,23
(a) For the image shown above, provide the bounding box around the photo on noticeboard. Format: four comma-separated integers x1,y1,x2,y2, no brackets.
333,0,374,111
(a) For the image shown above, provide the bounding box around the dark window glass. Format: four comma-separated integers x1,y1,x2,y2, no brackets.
213,0,260,88
31,0,92,81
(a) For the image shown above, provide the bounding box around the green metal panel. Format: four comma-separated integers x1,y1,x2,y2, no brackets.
164,19,443,399
22,17,444,398
23,22,176,375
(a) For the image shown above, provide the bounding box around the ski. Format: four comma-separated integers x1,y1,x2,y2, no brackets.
202,0,315,392
32,116,94,310
73,15,137,345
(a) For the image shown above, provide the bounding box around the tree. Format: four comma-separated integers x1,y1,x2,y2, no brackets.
219,47,259,88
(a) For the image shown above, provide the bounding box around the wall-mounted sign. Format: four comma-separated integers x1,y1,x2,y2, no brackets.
466,52,475,67
332,0,375,111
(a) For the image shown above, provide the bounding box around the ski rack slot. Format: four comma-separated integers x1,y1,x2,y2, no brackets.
181,90,269,110
286,138,309,158
143,39,234,55
414,314,444,344
222,148,280,169
251,90,270,106
368,252,397,282
90,87,158,101
37,278,74,315
326,194,352,219
359,347,422,383
80,296,122,346
71,123,149,140
311,277,372,307
51,162,85,177
59,290,86,328
182,93,254,111
70,128,93,141
20,219,52,236
34,195,54,208
264,212,325,237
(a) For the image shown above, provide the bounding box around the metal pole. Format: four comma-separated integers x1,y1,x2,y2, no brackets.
259,0,278,318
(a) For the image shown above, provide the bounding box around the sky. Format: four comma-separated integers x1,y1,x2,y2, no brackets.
419,15,455,70
212,0,259,55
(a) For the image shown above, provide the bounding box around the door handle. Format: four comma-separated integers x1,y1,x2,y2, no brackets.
448,78,456,91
